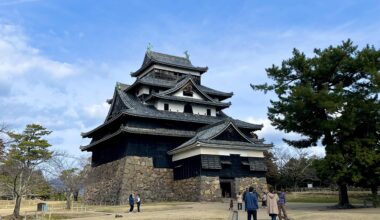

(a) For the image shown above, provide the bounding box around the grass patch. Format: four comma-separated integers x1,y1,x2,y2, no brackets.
286,191,372,203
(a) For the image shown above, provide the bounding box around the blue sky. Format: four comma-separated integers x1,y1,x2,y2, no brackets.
0,0,379,157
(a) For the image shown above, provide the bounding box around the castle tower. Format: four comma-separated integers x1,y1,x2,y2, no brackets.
81,50,271,203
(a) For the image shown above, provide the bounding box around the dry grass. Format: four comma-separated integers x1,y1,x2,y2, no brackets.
0,193,379,220
286,191,372,204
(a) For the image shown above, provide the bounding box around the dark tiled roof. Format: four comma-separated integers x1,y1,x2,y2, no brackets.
149,51,193,67
197,84,233,98
125,75,233,99
81,87,262,138
131,51,208,77
145,94,231,108
81,125,196,151
168,119,271,154
119,91,260,129
158,77,215,101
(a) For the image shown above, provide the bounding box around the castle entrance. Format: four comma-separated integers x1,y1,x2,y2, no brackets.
220,178,235,198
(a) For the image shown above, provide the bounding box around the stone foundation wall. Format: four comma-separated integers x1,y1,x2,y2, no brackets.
235,177,268,196
85,156,174,204
120,156,174,203
173,177,201,201
85,156,267,204
200,176,222,201
85,157,126,205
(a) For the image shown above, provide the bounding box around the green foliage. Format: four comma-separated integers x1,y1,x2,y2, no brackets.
0,124,53,218
263,150,279,186
6,124,52,166
252,39,380,206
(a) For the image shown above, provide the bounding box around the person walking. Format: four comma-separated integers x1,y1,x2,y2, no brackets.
136,194,141,212
128,194,134,213
244,186,258,220
267,188,279,220
277,189,288,220
237,192,243,210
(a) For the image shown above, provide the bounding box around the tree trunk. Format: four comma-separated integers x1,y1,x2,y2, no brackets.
65,192,73,210
13,194,22,219
74,190,79,201
338,184,351,208
371,185,378,208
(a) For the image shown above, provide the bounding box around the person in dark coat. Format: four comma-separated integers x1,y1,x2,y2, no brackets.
128,194,134,212
136,194,141,212
245,186,258,220
242,188,249,211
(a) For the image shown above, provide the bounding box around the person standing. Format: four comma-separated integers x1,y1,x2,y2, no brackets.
229,199,234,210
242,188,248,211
267,188,279,220
277,189,288,220
262,192,267,207
237,192,243,210
244,186,258,220
128,194,134,213
136,194,141,212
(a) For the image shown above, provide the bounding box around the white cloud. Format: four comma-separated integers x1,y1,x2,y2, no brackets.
83,102,109,119
48,126,91,157
0,24,78,81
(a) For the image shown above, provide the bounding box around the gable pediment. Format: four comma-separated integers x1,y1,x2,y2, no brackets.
212,124,253,143
161,77,215,102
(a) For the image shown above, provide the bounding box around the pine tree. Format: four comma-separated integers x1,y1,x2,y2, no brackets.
2,124,52,218
252,40,380,208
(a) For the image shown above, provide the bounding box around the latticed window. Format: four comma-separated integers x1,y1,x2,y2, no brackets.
201,155,222,169
248,158,267,171
183,84,193,97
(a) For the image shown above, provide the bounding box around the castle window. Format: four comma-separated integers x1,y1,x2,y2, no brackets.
207,109,211,116
183,85,193,97
184,103,193,114
164,103,169,111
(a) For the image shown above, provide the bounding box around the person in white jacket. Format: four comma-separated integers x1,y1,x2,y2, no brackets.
267,188,279,220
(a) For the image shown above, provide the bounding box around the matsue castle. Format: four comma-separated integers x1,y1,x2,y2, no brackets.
81,49,272,203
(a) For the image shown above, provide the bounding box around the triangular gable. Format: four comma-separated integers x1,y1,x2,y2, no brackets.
160,77,215,102
104,88,128,122
210,122,254,144
142,53,152,66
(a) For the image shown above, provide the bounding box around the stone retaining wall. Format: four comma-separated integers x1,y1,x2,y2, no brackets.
85,156,267,204
200,176,222,201
173,176,201,201
85,156,174,204
85,157,126,205
235,177,268,196
120,156,174,203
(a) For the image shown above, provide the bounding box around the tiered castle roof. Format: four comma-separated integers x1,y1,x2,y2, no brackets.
81,50,269,152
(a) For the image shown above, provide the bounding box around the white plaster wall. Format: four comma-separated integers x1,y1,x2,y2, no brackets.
155,100,184,112
154,101,215,116
172,147,264,161
154,101,164,110
137,86,150,96
192,104,216,116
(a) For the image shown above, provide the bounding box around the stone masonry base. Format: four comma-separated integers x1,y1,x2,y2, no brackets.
85,156,267,204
